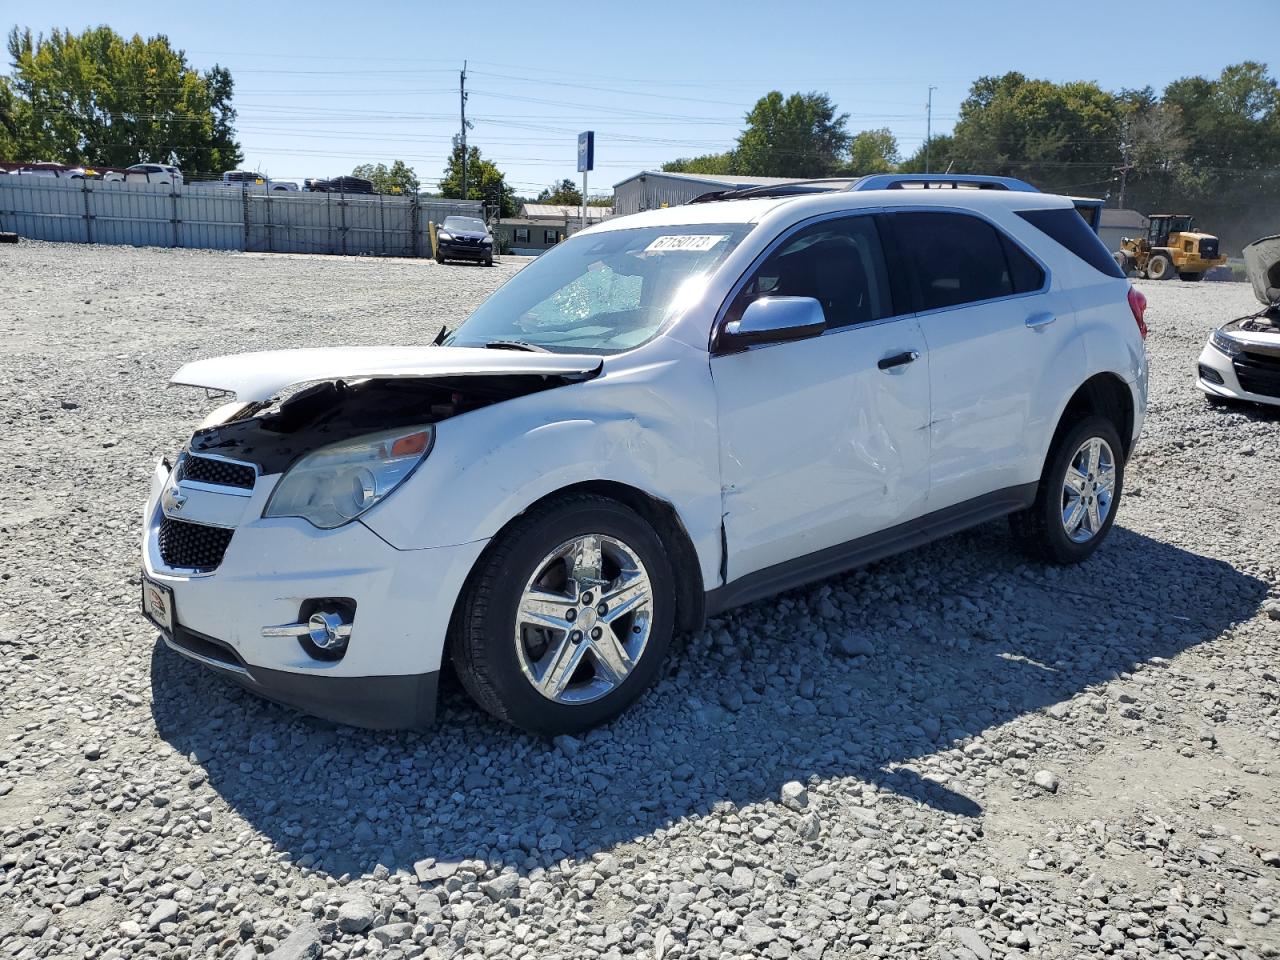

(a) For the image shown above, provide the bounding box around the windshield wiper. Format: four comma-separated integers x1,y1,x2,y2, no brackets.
484,340,550,353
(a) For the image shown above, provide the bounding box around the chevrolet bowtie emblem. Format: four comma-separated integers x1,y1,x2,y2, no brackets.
163,487,188,513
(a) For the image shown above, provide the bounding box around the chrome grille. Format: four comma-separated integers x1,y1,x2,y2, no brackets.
158,517,234,571
181,455,256,490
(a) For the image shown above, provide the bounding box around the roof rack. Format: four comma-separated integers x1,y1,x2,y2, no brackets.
849,174,1040,192
688,178,862,204
688,173,1042,205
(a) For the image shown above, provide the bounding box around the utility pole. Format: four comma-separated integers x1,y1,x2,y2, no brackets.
1114,117,1131,209
459,61,469,200
925,85,937,174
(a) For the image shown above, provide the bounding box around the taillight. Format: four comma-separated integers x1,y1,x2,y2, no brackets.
1127,286,1148,340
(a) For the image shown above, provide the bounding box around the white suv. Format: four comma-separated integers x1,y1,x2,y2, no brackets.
141,174,1148,735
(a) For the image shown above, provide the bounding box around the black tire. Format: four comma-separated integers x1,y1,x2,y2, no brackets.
1009,415,1125,565
1147,253,1174,280
1180,271,1203,282
485,257,494,267
451,494,675,735
435,254,445,264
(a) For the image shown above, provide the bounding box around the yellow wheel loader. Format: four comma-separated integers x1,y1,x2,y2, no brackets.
1114,214,1228,282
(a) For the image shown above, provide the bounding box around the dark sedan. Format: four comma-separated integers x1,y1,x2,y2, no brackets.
436,216,495,265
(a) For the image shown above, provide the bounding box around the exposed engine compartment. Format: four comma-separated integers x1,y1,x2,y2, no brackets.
1231,311,1280,335
188,373,576,474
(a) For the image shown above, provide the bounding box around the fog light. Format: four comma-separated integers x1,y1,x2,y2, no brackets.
1198,364,1225,385
307,611,350,650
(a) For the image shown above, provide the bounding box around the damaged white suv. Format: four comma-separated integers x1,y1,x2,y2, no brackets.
142,174,1148,735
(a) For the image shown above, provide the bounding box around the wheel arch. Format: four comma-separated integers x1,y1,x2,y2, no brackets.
1046,372,1137,466
448,480,708,644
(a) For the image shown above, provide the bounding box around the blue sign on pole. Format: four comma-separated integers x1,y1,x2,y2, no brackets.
577,131,595,173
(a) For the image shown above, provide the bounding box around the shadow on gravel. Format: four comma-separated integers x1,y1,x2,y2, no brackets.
150,524,1266,880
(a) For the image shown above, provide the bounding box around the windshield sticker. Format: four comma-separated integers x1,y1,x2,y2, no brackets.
644,234,729,253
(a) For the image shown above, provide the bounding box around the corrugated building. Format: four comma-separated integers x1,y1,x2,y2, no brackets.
612,171,801,216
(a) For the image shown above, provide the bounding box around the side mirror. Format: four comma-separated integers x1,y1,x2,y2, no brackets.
722,296,826,349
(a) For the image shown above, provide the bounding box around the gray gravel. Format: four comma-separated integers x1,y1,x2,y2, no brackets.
1,241,1278,959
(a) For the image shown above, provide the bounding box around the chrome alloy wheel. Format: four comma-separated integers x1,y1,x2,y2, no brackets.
1061,436,1116,543
514,534,654,704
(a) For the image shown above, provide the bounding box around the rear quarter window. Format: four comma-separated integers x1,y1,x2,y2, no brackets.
1017,207,1125,279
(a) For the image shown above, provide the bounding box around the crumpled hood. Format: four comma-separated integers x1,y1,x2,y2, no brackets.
171,345,603,402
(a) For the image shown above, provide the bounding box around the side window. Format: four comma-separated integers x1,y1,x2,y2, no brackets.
893,212,1015,310
544,229,560,245
514,228,530,243
999,234,1045,293
727,215,893,330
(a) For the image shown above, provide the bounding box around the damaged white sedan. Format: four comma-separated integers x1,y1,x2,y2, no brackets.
142,175,1147,734
1197,235,1280,408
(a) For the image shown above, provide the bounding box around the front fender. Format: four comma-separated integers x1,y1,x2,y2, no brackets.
360,346,724,588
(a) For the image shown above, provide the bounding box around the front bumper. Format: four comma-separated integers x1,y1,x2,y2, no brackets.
1196,340,1280,408
438,240,492,261
141,460,489,728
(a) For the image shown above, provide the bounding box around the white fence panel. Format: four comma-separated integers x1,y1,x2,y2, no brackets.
0,175,481,257
1,174,90,243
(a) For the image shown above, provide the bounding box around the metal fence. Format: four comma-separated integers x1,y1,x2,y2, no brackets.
0,175,485,257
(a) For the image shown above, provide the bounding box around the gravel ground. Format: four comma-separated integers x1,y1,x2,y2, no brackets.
1,241,1278,960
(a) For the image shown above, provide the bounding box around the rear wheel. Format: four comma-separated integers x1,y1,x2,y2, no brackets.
451,495,675,735
1146,253,1174,280
1010,415,1125,565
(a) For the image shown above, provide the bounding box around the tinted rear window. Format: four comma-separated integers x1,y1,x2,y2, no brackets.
1017,208,1125,278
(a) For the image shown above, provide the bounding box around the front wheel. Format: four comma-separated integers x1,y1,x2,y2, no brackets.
451,495,675,735
1147,253,1174,280
1009,415,1125,564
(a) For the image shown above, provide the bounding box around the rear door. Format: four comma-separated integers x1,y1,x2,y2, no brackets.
711,213,931,582
886,209,1080,509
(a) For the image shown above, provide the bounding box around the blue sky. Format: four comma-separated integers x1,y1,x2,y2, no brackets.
9,0,1277,195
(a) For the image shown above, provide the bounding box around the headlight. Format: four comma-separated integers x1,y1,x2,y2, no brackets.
437,231,452,241
264,426,434,529
1210,328,1242,357
482,238,493,246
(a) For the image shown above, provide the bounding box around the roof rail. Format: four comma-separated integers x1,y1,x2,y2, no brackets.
688,178,861,204
850,174,1040,193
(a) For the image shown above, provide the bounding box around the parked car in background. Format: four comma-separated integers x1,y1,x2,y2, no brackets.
304,176,374,195
220,170,299,191
435,215,495,266
102,164,183,185
1197,235,1280,408
141,174,1148,736
9,162,87,179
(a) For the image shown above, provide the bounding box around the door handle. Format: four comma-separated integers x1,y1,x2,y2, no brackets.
1025,312,1057,329
877,350,920,370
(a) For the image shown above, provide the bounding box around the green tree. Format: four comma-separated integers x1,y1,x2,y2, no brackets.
898,133,957,173
843,128,900,175
2,26,242,175
352,159,420,195
535,177,582,205
439,140,516,217
735,91,850,177
949,72,1123,192
661,151,737,175
0,77,17,158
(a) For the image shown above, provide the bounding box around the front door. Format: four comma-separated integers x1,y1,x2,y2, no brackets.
711,214,931,584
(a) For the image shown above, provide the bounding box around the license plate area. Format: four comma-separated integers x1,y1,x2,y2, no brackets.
142,576,175,633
